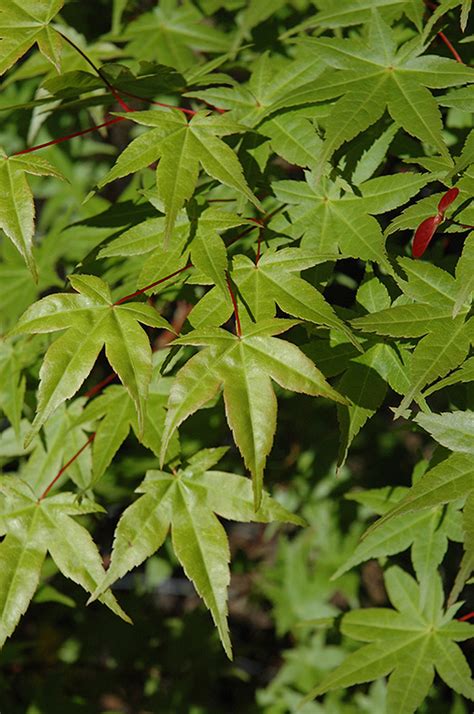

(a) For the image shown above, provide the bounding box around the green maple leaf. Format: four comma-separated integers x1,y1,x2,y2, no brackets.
185,50,328,128
18,401,94,495
305,566,474,712
294,0,425,30
363,453,474,542
453,231,474,317
0,341,26,439
394,317,474,417
297,10,474,170
336,343,388,469
272,171,432,270
0,150,64,280
98,109,261,241
8,275,171,443
160,318,348,508
189,247,360,349
123,0,230,72
0,0,64,76
335,479,462,604
422,355,474,397
452,490,474,606
88,447,305,658
99,207,253,299
350,256,466,338
0,478,130,648
415,410,474,455
73,356,180,485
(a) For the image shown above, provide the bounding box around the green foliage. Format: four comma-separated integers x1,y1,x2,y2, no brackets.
0,0,473,711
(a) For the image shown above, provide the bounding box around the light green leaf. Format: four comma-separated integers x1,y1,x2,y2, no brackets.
423,355,474,396
305,566,474,711
10,275,171,439
367,452,474,526
172,484,232,657
352,304,465,337
396,257,458,307
123,1,230,72
453,231,474,317
0,150,64,279
388,76,450,158
89,451,303,656
161,322,347,507
100,110,261,240
0,526,46,648
0,0,64,76
395,317,473,417
415,410,474,454
259,111,323,169
0,485,129,645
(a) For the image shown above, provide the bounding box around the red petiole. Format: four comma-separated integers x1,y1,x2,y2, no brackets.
38,432,96,501
225,271,242,337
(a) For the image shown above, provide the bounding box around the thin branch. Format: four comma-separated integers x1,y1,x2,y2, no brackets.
112,262,193,305
84,372,117,398
225,271,242,337
12,117,124,156
437,30,464,63
38,433,96,501
424,0,464,63
458,611,474,622
58,31,133,111
112,87,197,116
58,30,197,116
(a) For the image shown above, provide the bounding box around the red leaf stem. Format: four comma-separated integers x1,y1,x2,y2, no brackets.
437,30,464,63
38,432,96,501
12,117,125,156
113,262,193,305
423,1,464,63
226,271,242,337
59,31,197,116
458,611,474,622
84,372,118,398
111,87,197,116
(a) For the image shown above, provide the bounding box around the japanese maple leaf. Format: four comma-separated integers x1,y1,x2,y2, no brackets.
73,355,180,485
0,149,64,280
160,318,348,508
0,0,64,76
0,478,130,648
297,10,474,172
352,306,474,418
88,447,305,658
123,0,229,72
98,109,261,241
333,481,462,586
8,274,171,443
305,566,474,712
188,247,361,350
272,171,431,270
185,49,328,128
